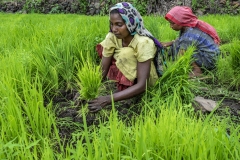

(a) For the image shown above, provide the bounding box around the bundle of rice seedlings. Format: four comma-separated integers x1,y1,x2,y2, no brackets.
217,39,240,89
150,46,198,107
75,52,102,100
216,53,234,85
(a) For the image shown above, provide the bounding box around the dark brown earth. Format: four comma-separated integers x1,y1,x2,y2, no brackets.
51,86,142,143
51,81,240,144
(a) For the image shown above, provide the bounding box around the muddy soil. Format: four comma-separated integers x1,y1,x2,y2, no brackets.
51,82,240,144
52,86,142,142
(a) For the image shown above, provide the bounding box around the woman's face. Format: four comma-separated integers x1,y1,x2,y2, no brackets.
110,13,131,39
168,20,183,31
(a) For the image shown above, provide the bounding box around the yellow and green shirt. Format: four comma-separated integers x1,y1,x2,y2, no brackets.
100,32,158,86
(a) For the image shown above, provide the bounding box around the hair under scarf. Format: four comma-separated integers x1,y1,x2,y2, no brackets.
165,6,220,45
109,2,165,77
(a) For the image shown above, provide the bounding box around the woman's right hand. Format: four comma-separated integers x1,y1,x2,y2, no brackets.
88,95,111,113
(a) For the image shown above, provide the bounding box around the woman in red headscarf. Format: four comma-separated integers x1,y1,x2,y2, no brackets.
162,6,220,77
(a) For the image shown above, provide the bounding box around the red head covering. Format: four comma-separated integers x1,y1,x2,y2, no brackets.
165,6,220,45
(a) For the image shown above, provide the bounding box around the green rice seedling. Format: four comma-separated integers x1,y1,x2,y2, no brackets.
0,53,61,159
217,39,240,89
76,103,90,118
75,51,102,100
31,48,59,93
75,53,111,120
62,103,240,160
228,40,240,70
1,13,240,159
144,16,163,39
0,14,109,93
201,15,240,44
216,53,234,85
144,16,179,42
231,73,240,90
150,46,198,107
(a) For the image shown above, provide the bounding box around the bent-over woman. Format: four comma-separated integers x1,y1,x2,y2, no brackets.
88,2,163,112
161,6,220,77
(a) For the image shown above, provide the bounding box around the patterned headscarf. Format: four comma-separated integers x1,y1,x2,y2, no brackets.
110,2,165,76
165,6,220,45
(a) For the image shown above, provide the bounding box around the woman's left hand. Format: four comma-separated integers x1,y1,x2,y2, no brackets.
88,96,110,113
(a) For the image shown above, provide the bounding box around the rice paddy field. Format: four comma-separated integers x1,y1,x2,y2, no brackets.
0,13,239,159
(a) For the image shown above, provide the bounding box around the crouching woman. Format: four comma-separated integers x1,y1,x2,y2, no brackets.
88,2,163,112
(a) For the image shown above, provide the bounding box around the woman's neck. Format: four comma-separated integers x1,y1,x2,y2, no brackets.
122,35,134,47
180,27,189,35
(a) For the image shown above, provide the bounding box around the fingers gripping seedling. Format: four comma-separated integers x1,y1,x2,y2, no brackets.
75,55,103,112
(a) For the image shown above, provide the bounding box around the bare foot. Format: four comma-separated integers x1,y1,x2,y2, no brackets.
189,71,202,78
189,62,202,78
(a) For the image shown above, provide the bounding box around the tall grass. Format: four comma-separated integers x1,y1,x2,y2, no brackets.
0,13,239,159
144,16,178,42
200,15,240,44
217,39,240,89
0,14,109,93
0,53,60,159
150,47,198,107
75,52,102,100
61,106,240,159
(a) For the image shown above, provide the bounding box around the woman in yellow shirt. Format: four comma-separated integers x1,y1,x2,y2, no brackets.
88,2,163,112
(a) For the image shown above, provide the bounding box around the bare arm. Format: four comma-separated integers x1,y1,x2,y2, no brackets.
112,59,151,101
88,59,152,112
101,56,113,79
